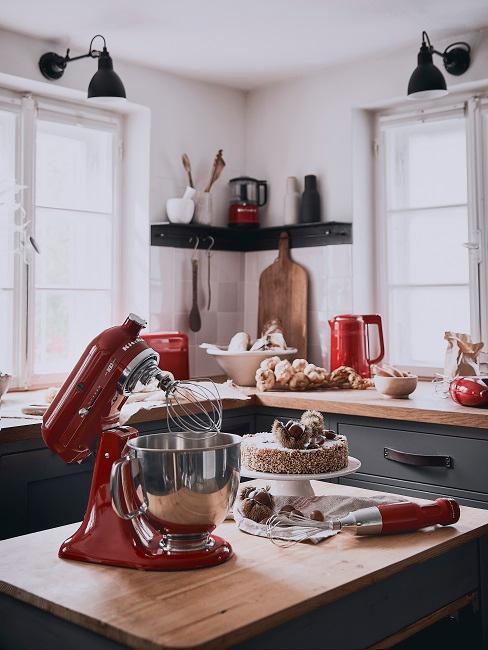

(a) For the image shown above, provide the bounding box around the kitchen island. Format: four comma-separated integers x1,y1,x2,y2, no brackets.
2,381,488,541
1,480,487,649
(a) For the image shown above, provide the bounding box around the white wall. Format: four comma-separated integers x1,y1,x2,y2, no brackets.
245,29,488,227
0,27,246,226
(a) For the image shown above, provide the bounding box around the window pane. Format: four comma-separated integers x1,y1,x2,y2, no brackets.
34,290,111,375
36,119,113,213
387,206,469,285
35,208,112,289
0,108,17,376
385,118,467,210
0,290,14,373
389,286,470,367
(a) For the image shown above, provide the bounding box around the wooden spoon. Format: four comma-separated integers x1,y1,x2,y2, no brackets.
189,258,201,332
181,153,194,188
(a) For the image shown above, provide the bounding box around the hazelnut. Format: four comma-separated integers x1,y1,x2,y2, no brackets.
291,509,303,518
279,504,295,514
310,510,324,522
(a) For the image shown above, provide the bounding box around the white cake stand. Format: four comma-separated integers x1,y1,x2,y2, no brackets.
240,456,361,497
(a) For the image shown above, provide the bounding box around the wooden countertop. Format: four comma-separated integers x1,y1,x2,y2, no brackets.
1,481,488,650
2,381,488,444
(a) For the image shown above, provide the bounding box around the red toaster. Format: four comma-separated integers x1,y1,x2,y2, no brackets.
141,332,189,380
449,376,488,407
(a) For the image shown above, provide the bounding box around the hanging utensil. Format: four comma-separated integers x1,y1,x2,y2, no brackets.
181,153,194,188
189,236,202,332
203,235,215,310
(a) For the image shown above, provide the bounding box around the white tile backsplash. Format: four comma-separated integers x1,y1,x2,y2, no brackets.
149,243,353,375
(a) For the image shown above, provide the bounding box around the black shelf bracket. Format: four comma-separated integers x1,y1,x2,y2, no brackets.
150,221,352,252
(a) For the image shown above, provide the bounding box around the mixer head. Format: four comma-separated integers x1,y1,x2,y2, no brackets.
42,314,223,463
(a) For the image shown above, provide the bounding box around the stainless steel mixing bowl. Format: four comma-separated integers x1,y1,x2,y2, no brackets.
110,431,241,552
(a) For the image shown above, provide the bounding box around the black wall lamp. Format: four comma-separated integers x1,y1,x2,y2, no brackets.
39,35,126,102
408,31,471,100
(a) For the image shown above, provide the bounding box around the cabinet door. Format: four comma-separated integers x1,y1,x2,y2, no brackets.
222,413,255,436
0,449,93,539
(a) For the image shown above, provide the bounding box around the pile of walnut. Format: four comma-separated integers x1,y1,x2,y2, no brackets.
255,357,373,392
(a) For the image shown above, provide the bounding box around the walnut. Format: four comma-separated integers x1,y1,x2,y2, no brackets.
288,371,309,391
255,368,276,392
272,419,311,449
300,410,325,437
292,358,307,372
274,360,294,385
241,498,273,523
304,363,328,385
259,356,281,371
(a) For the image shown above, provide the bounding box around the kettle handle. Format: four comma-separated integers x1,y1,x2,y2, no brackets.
363,314,385,366
257,181,268,207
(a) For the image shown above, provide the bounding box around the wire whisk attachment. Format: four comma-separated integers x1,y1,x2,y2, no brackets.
266,512,336,547
157,372,223,438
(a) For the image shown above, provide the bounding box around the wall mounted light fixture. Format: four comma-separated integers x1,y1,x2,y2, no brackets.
39,35,126,103
408,31,471,100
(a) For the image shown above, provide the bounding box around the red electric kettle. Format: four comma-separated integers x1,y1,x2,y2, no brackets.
329,314,385,378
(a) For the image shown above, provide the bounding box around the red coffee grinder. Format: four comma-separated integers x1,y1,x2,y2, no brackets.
228,176,267,227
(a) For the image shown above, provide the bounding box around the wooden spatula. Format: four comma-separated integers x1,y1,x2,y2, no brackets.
258,232,308,357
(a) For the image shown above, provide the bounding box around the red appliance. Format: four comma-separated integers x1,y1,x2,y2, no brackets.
449,376,488,407
329,314,385,378
333,498,460,535
141,331,189,380
41,314,232,571
228,176,267,227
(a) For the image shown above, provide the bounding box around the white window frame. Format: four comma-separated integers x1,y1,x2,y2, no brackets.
2,89,123,390
374,96,485,376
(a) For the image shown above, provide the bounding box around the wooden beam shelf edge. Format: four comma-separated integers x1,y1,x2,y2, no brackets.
150,221,352,251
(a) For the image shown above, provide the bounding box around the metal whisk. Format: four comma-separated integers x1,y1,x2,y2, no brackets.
132,357,223,437
156,371,222,436
266,513,337,547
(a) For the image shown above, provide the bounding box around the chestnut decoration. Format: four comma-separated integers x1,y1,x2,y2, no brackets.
241,498,273,523
279,504,295,514
253,489,274,508
240,485,256,500
324,429,337,440
310,510,324,522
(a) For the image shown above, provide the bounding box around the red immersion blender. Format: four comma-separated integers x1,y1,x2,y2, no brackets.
328,498,460,535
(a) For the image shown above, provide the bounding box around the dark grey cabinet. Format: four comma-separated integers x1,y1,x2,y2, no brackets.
3,405,488,540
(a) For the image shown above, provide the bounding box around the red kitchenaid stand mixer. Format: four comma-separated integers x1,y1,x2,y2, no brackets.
42,314,239,570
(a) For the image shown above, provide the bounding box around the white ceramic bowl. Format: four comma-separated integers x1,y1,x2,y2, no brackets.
204,347,297,386
166,198,195,224
0,373,12,402
373,375,418,399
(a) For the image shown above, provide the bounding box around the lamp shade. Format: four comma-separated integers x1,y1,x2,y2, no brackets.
407,43,448,100
88,47,126,101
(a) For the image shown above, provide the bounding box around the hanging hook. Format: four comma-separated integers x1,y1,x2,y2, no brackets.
190,235,200,260
202,235,215,251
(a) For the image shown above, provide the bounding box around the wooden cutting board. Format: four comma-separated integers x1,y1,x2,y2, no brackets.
258,232,308,357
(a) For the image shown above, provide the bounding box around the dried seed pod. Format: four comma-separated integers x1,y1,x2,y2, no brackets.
240,485,255,500
300,410,325,438
272,419,310,449
252,488,274,508
241,498,273,523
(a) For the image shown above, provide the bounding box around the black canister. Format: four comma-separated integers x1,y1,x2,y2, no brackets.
299,175,321,223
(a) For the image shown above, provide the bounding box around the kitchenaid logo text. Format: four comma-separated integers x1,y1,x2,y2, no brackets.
122,338,143,352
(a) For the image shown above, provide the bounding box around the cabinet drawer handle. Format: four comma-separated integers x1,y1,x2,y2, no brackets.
384,447,452,468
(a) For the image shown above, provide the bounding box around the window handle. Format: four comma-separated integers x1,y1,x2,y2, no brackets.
462,241,479,249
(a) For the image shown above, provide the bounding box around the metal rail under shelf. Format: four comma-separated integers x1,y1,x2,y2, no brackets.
150,221,352,251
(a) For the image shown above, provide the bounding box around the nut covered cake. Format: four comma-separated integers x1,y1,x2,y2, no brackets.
241,410,349,475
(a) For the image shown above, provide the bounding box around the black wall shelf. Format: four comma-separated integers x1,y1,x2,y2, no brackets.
150,221,352,252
